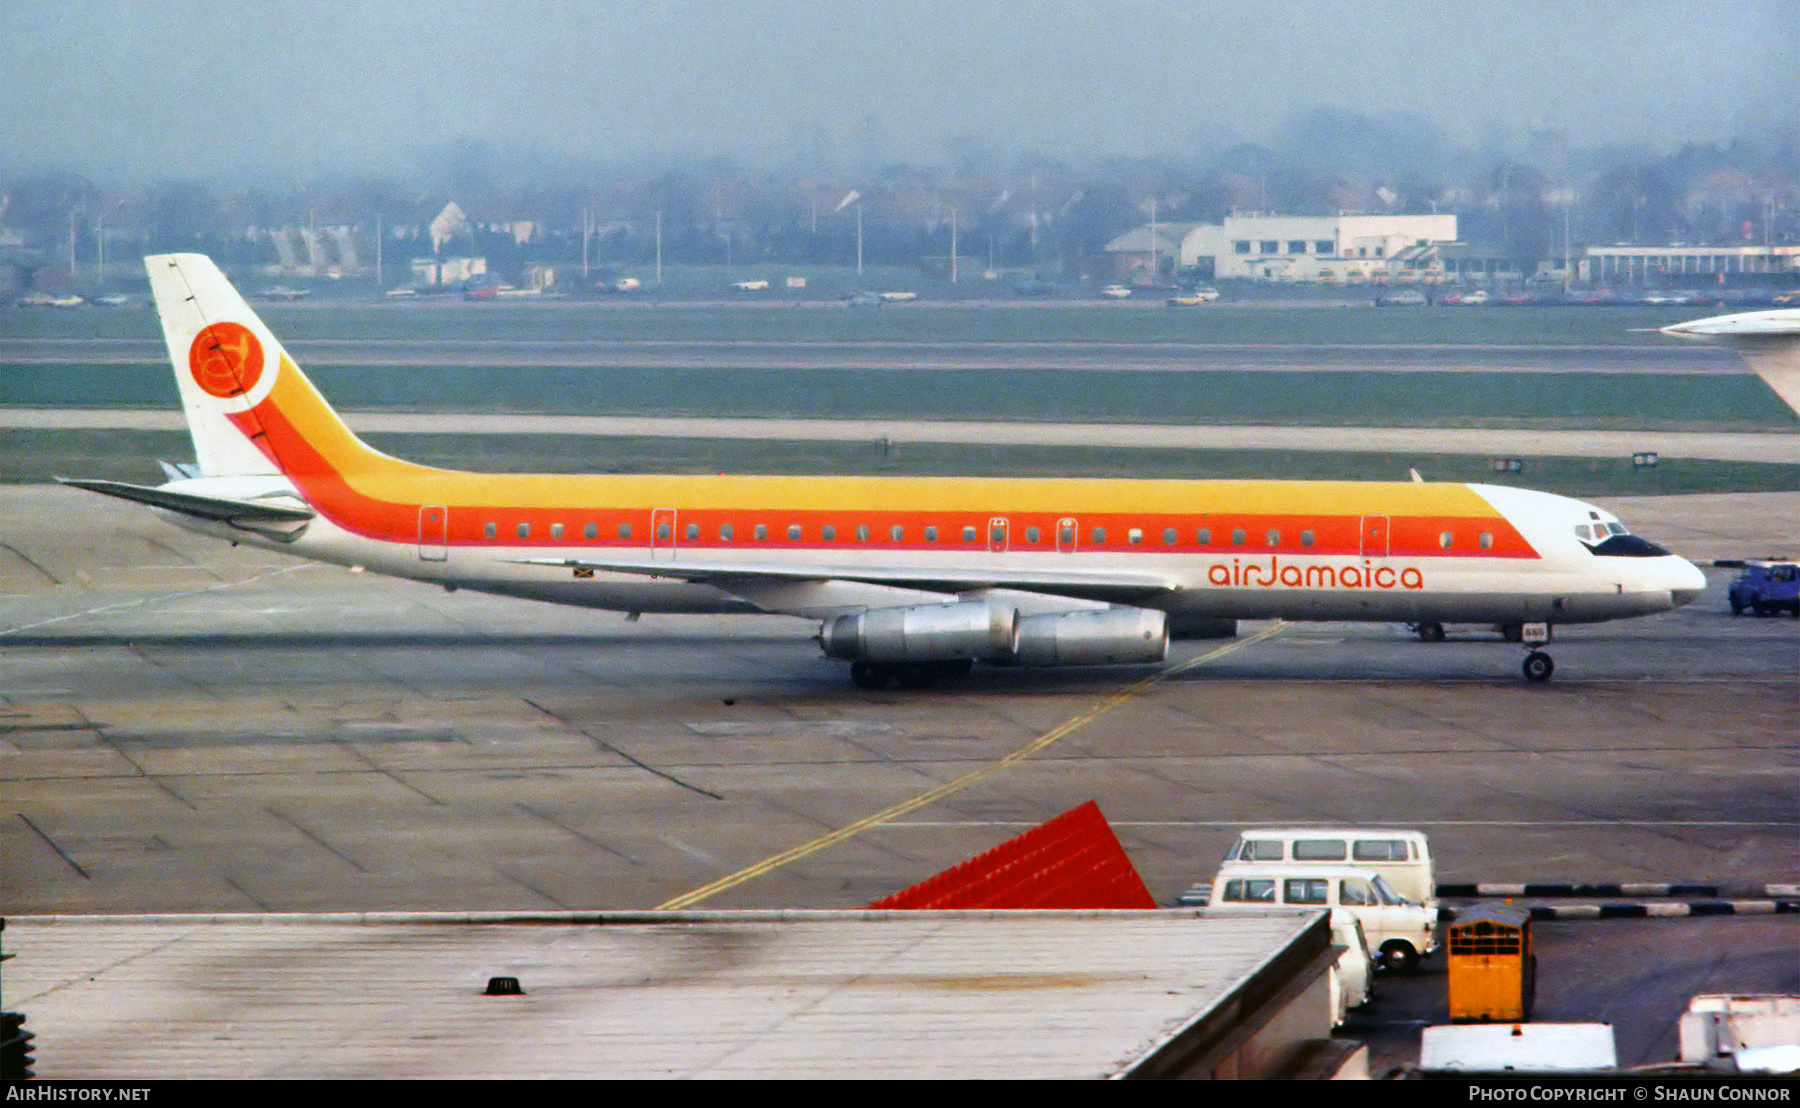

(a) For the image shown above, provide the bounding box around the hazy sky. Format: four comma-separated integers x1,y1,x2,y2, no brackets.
3,0,1794,181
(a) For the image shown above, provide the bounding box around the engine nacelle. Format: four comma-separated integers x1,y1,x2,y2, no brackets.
820,600,1018,663
1014,608,1169,667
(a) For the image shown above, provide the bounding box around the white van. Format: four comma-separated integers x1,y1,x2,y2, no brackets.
1221,828,1436,909
1207,864,1438,972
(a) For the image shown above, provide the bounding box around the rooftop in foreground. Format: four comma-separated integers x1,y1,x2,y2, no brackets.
6,909,1334,1080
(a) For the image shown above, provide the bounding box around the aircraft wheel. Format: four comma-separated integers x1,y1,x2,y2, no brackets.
1416,621,1445,643
850,661,890,690
895,665,936,690
1379,941,1420,974
1522,651,1554,683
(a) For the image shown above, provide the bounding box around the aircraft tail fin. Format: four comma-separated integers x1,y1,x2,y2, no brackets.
1662,309,1800,419
144,253,383,478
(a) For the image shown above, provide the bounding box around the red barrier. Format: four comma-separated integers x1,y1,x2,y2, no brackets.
869,800,1155,910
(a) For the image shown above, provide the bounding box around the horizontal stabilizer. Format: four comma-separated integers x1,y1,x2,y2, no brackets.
57,478,316,525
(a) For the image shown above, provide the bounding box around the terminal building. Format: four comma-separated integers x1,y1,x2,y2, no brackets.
1582,244,1800,287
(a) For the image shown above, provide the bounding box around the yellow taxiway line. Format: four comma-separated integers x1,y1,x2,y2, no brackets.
657,621,1288,910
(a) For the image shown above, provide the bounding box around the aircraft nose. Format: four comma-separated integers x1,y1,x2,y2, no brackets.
1667,558,1708,609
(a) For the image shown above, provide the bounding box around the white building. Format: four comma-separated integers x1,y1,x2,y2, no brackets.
1178,213,1459,283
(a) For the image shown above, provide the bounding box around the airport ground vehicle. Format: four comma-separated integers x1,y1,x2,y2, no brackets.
1220,828,1436,910
1206,865,1438,973
1326,910,1374,1026
1727,561,1800,616
1444,903,1536,1023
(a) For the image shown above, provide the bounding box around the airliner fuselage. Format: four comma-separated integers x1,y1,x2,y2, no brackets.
67,254,1717,687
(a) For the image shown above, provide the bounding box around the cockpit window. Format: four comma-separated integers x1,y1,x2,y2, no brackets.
1591,534,1670,558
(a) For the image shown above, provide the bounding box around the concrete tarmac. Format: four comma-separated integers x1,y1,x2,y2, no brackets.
1,485,1794,1069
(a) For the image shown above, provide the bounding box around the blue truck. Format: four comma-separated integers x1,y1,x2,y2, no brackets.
1727,562,1800,616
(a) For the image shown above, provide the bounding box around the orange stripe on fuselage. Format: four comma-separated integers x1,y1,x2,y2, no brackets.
240,355,1540,560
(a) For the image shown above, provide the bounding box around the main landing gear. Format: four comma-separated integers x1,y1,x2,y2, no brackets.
849,658,975,690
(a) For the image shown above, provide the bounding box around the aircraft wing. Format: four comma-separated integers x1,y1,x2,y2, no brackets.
508,554,1180,612
57,478,316,526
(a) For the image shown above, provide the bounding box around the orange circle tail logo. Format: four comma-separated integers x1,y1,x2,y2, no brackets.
188,322,265,399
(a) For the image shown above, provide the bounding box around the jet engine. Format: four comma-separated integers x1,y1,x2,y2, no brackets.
821,601,1168,686
1014,608,1168,666
819,600,1018,664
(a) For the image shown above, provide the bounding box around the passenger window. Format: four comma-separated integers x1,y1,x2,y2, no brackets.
1479,532,1494,549
1059,523,1075,545
1025,527,1040,544
519,522,532,539
990,524,1005,545
1439,531,1453,549
1284,878,1329,905
1128,528,1143,545
584,523,597,540
962,526,977,543
551,523,564,540
754,525,768,541
618,523,632,540
1225,879,1277,903
1197,528,1211,545
1091,528,1106,544
1293,839,1347,861
788,525,802,541
1231,528,1247,546
822,525,835,542
483,522,496,539
1240,840,1283,861
925,526,938,542
720,524,734,541
1353,839,1407,862
1340,879,1375,906
687,523,701,541
1265,529,1280,547
857,525,870,542
1163,528,1177,545
1301,530,1315,547
891,525,904,543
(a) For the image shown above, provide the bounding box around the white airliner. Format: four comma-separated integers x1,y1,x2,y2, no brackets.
75,255,1800,689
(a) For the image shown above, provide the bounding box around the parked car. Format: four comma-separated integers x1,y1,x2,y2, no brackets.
1728,561,1800,616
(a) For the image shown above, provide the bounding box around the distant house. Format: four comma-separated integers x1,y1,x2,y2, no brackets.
411,255,487,289
1102,223,1200,282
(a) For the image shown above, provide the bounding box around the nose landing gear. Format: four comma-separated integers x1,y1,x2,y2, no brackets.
1522,650,1555,682
1517,622,1555,682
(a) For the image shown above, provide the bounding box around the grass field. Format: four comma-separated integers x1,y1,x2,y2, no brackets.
5,298,1795,492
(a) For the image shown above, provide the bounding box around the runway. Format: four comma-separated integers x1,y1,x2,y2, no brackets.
0,335,1753,374
2,485,1794,1068
7,407,1800,463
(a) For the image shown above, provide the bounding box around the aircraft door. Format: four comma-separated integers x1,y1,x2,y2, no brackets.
418,505,448,562
652,508,677,561
988,517,1009,553
1056,517,1078,553
1360,515,1391,557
